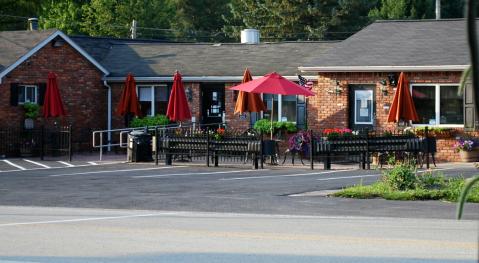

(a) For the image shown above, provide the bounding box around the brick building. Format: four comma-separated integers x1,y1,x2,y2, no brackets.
0,29,333,149
300,19,472,161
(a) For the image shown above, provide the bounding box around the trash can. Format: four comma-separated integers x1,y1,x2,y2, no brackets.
127,130,153,162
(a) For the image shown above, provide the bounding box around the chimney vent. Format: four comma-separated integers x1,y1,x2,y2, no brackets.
241,29,260,44
28,18,38,31
435,0,441,19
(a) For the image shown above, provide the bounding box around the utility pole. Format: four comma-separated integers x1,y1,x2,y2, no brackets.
130,19,137,39
435,0,441,20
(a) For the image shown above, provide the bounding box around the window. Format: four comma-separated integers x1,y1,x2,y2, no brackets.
137,85,169,116
18,85,38,104
262,94,297,122
411,84,463,126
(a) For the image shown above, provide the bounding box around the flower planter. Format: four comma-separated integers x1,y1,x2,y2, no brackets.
459,149,479,162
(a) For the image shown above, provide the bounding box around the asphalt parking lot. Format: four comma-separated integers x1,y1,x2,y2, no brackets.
1,160,478,220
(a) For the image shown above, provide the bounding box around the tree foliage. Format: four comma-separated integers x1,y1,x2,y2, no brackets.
0,0,472,41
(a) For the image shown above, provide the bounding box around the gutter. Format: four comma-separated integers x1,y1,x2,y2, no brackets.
298,65,469,73
104,75,318,83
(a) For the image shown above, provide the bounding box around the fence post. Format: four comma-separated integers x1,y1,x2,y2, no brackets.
99,132,103,161
310,130,314,170
425,126,430,169
155,127,159,166
365,128,370,170
68,125,72,162
260,131,264,169
40,125,45,160
206,129,210,167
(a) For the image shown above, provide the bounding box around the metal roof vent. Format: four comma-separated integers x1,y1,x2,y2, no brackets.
28,18,38,31
241,29,260,44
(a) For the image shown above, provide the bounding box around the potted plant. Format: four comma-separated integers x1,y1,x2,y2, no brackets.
453,138,479,162
23,102,39,129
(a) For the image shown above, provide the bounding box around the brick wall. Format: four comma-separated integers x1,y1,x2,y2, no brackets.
309,71,468,162
0,40,106,147
225,83,250,131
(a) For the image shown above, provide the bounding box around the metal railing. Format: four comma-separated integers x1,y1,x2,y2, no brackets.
92,122,226,161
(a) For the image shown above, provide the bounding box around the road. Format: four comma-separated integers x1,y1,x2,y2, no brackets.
0,206,477,263
0,161,478,262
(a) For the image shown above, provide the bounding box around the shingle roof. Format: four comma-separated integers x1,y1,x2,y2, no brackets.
302,19,470,70
0,29,56,72
100,41,336,78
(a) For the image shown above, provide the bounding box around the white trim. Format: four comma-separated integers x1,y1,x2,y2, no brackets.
105,75,317,83
410,83,464,127
17,84,39,104
298,65,468,73
0,30,109,84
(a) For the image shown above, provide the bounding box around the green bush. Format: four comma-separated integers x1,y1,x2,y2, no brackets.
23,102,40,119
253,120,297,134
129,114,170,127
415,171,446,190
382,164,416,191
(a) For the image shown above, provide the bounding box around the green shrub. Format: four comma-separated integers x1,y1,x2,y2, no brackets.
382,164,416,191
415,171,446,190
253,120,297,134
24,102,40,119
129,114,170,127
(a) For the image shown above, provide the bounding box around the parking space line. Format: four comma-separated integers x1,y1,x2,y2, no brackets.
57,161,75,167
133,169,260,178
23,159,51,168
221,170,349,181
2,160,26,171
49,166,186,177
88,161,98,165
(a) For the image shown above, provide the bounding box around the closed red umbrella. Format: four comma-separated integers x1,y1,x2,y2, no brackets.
43,72,66,118
234,68,266,114
230,72,315,139
387,72,419,123
116,73,141,117
166,71,192,122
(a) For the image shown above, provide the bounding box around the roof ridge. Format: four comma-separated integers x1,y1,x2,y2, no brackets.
374,18,468,23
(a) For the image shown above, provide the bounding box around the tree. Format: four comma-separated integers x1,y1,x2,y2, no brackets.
0,0,44,31
81,0,173,38
223,0,337,42
327,0,379,40
39,0,85,35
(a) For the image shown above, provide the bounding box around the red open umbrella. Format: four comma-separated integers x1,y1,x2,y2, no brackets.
43,72,66,118
230,72,315,139
166,71,192,122
387,72,419,123
116,73,141,118
234,68,266,114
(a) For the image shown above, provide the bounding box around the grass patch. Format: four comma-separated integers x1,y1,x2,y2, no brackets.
334,173,479,202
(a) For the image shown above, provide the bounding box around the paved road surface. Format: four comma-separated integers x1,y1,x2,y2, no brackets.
0,206,476,263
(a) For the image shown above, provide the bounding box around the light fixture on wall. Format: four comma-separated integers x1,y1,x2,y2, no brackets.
185,86,193,102
327,80,343,95
387,73,397,87
379,79,388,96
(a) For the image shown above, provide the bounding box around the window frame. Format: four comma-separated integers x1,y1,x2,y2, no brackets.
410,83,463,128
18,84,38,105
260,94,298,123
136,84,168,116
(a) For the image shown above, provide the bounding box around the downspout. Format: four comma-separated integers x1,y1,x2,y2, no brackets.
103,80,112,151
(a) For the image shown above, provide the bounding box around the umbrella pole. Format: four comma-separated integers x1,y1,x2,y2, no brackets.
270,97,274,140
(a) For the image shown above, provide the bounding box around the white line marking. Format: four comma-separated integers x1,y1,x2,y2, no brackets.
49,166,185,177
23,159,50,168
0,162,122,173
88,161,98,165
2,160,26,170
133,169,259,178
57,161,75,167
0,212,180,227
221,170,349,181
317,174,381,181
